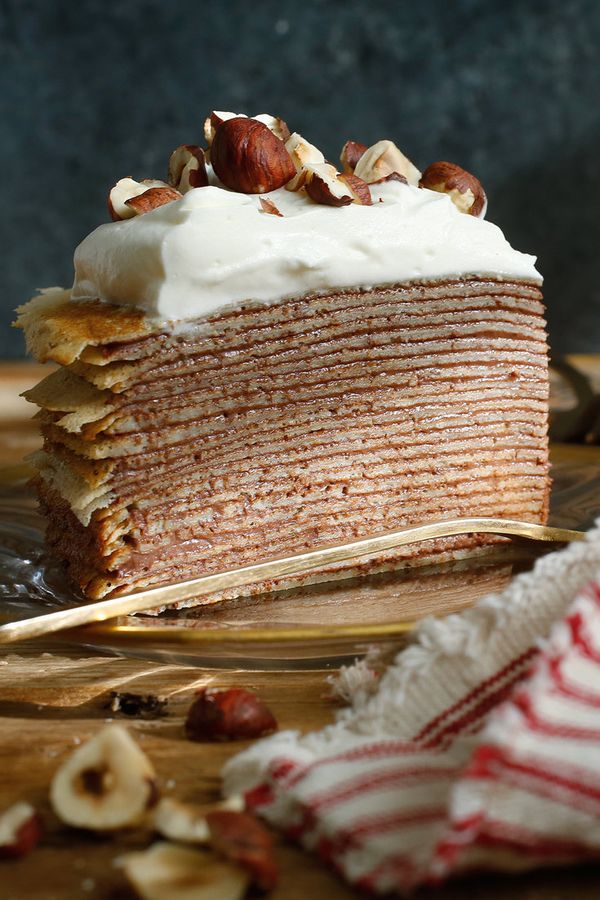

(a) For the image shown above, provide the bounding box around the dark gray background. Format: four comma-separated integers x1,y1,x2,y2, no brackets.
2,0,599,358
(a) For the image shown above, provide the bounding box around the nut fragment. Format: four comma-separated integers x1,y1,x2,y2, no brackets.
125,186,182,216
50,724,158,830
354,140,421,187
371,172,408,186
204,111,245,146
107,177,170,221
284,132,326,191
419,161,487,216
204,112,290,150
153,797,211,844
185,688,277,742
0,802,42,859
168,145,208,193
211,118,295,193
118,842,249,900
153,795,246,845
339,173,372,205
340,140,368,173
207,809,278,891
258,197,283,216
253,113,291,143
305,163,353,207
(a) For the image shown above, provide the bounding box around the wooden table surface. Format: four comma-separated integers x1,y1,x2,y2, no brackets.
2,360,600,900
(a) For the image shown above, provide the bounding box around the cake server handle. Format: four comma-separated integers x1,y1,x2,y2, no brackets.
0,517,585,646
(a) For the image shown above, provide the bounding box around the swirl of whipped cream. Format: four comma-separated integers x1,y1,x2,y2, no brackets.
72,179,541,324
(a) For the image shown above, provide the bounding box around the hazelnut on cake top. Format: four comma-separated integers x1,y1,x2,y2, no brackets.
15,111,549,603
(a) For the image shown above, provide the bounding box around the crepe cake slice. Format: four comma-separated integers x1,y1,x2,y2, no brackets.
15,114,550,606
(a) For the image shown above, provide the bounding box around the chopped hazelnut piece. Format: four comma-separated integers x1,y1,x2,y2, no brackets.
419,161,487,216
354,139,421,186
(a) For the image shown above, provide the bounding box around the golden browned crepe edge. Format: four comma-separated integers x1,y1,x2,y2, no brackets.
23,367,111,411
14,288,157,365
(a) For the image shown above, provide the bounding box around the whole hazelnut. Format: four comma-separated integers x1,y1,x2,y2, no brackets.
211,118,296,194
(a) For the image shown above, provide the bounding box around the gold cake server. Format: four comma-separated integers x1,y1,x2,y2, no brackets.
0,517,585,646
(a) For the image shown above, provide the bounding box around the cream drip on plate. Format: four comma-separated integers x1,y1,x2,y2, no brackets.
71,179,541,324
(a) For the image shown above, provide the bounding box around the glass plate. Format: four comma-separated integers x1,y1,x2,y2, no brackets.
1,444,598,670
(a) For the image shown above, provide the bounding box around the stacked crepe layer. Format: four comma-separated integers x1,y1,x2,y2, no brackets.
19,277,550,603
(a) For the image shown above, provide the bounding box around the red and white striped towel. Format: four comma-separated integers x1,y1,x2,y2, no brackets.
224,524,600,893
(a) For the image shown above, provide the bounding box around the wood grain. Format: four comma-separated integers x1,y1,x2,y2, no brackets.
1,651,599,899
1,361,600,898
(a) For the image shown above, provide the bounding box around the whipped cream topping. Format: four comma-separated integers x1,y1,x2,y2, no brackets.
72,179,541,324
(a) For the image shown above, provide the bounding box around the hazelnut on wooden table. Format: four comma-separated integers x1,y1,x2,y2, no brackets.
118,841,250,900
207,809,278,891
185,688,278,742
0,802,42,859
153,797,211,844
50,724,158,830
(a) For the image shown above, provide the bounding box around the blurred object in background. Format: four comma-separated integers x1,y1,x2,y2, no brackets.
1,0,599,357
550,357,600,445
